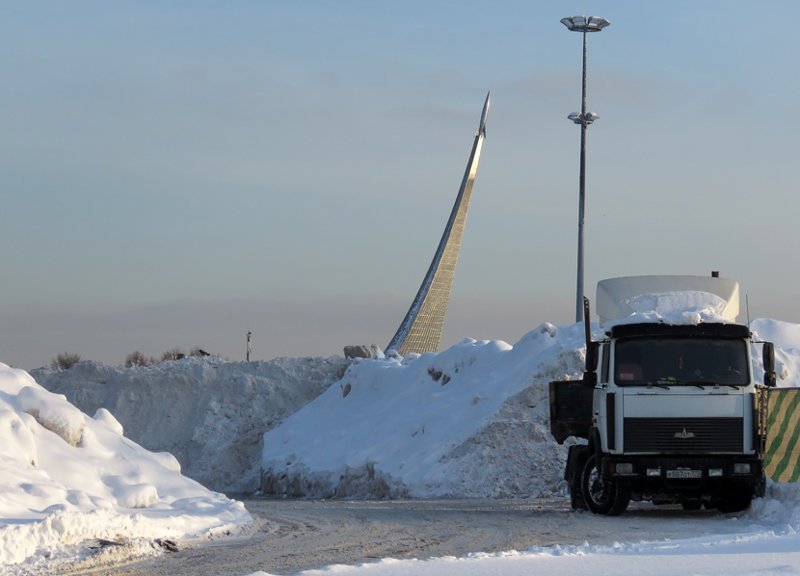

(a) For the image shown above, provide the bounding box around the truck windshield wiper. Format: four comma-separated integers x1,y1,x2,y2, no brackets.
646,380,671,390
680,381,707,389
714,383,740,390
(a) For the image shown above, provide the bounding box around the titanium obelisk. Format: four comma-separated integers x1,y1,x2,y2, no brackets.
387,92,490,355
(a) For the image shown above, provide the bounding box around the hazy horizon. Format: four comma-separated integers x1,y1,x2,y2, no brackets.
4,1,800,369
7,293,571,369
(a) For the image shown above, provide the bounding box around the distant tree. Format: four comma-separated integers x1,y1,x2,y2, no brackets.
51,352,81,371
161,348,186,362
124,351,151,368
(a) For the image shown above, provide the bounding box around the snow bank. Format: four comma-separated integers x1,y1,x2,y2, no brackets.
752,318,800,383
33,355,349,493
27,316,800,502
261,317,800,499
261,323,589,498
17,385,85,446
0,363,252,571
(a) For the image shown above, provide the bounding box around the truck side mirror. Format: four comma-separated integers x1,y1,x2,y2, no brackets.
763,342,777,388
586,341,599,373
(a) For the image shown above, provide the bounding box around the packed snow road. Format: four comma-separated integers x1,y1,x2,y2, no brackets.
89,497,753,576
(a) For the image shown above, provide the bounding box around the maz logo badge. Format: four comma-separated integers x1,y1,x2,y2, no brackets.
674,428,696,439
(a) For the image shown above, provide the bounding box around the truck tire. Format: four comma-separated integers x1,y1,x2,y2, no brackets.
715,486,753,514
581,454,630,516
681,500,702,511
755,471,766,498
566,446,589,511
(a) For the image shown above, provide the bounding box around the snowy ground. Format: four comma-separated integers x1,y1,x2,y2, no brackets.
12,305,800,574
245,506,800,576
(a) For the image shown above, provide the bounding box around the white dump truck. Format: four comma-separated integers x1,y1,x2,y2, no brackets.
549,275,777,515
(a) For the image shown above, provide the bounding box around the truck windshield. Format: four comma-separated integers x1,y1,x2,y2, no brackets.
614,337,748,387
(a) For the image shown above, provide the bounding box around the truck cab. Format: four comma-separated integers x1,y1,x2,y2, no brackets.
550,275,776,515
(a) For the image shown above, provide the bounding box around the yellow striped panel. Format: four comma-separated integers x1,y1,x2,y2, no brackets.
764,388,800,483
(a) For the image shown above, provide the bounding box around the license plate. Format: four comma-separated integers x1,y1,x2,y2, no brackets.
666,469,702,479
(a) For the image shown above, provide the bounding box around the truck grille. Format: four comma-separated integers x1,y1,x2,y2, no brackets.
623,417,743,453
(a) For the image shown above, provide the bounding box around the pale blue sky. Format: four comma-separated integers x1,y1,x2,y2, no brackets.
3,1,800,368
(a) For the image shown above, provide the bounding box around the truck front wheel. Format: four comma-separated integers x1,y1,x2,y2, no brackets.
566,445,589,510
581,454,630,516
714,486,754,514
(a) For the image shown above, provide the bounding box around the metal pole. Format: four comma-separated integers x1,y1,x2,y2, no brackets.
561,15,608,324
575,30,588,323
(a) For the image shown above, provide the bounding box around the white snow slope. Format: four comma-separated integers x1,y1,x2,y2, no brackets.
261,322,586,499
0,363,252,573
33,356,349,493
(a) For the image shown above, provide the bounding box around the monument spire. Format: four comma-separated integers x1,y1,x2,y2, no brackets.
387,92,490,355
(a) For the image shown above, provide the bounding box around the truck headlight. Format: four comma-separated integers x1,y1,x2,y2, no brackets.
734,463,751,474
616,463,634,475
709,468,723,477
646,468,661,477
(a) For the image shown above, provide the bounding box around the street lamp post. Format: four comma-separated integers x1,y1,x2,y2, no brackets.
561,15,610,323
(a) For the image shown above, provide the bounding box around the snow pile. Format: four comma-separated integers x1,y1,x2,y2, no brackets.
261,316,800,499
16,385,86,447
31,315,800,503
33,355,349,493
261,322,592,498
751,318,800,382
0,363,251,571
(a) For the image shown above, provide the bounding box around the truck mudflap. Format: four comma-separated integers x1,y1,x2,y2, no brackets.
549,379,594,443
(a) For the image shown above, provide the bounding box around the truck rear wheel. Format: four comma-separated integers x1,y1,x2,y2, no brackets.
581,454,630,516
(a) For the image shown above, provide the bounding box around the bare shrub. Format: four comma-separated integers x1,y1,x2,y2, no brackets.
50,352,81,371
189,347,211,357
124,351,152,368
160,348,186,362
